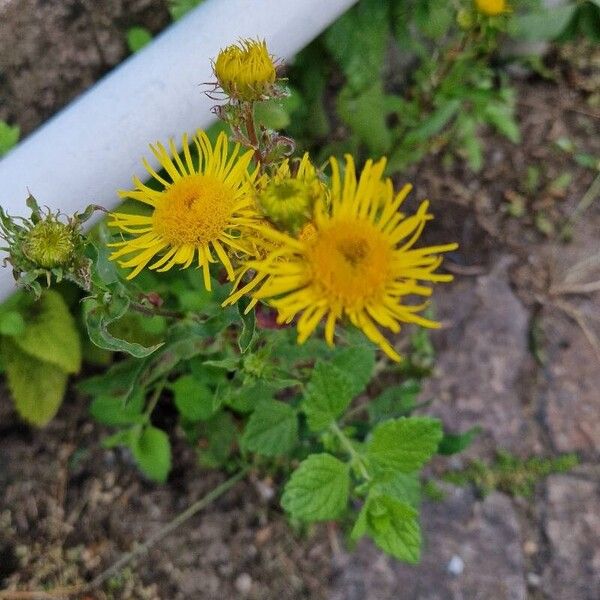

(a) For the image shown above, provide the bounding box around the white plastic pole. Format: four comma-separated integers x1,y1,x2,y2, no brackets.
0,0,358,300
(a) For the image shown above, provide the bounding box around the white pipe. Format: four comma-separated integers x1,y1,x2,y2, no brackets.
0,0,358,300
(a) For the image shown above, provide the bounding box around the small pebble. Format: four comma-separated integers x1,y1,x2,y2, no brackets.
523,540,538,555
235,573,253,595
447,555,464,576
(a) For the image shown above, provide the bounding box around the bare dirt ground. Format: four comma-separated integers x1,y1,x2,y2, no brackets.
1,2,599,599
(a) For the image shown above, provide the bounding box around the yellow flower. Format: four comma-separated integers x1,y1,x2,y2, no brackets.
240,155,458,361
475,0,509,16
256,153,326,233
108,130,260,290
213,39,277,102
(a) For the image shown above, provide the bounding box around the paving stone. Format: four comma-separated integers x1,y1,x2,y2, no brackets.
422,256,543,457
540,307,600,458
542,469,600,600
330,487,526,600
537,218,600,459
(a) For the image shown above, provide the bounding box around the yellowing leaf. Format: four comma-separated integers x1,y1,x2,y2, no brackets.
1,338,67,426
14,290,81,374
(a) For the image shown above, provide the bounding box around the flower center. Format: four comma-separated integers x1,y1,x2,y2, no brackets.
152,175,236,245
306,219,392,309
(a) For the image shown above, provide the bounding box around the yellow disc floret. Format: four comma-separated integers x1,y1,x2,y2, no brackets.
214,39,277,102
108,130,262,290
152,175,235,245
475,0,509,16
306,219,393,313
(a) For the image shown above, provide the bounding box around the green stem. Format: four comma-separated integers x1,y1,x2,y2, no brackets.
144,378,167,421
330,422,370,481
129,301,183,320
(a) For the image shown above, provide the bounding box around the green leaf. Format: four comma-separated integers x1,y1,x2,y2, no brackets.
241,399,298,456
254,97,293,130
83,292,163,358
330,344,376,397
281,454,350,522
437,426,481,456
0,310,25,336
576,3,600,42
126,26,152,53
302,362,355,431
197,412,236,468
337,82,394,154
0,121,20,157
91,227,120,286
404,99,461,144
513,5,578,41
168,0,205,20
79,357,148,404
1,338,67,426
373,472,421,508
131,426,172,483
90,391,145,426
222,380,274,414
457,116,483,172
13,290,81,374
171,375,218,421
352,493,421,564
324,0,389,91
202,356,240,371
238,299,256,353
287,44,330,139
368,380,421,422
484,103,520,144
102,428,135,449
366,417,443,476
415,0,453,39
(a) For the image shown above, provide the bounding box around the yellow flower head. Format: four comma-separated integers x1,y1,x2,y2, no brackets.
213,39,277,102
256,153,326,233
108,130,260,290
474,0,509,16
240,155,458,361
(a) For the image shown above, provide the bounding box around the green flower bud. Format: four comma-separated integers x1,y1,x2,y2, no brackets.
257,178,318,233
23,220,76,268
255,153,326,234
0,195,99,296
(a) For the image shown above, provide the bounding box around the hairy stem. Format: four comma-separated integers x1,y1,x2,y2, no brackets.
242,102,265,170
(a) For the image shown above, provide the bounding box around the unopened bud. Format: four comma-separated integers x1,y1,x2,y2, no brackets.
255,153,325,234
23,220,76,268
213,39,278,102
